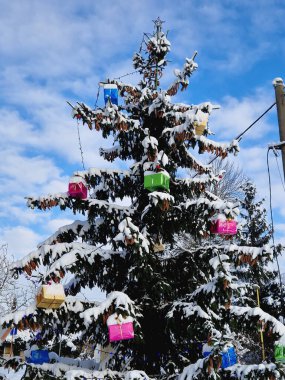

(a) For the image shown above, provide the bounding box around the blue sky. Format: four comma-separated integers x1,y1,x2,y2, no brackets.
1,0,285,269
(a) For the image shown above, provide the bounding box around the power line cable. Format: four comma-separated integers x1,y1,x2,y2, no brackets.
235,102,276,142
273,150,285,193
266,148,285,318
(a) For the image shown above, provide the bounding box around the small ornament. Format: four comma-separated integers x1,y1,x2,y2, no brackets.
153,241,165,253
144,172,170,192
210,217,237,236
104,84,118,106
194,114,208,136
68,175,87,200
26,349,49,365
36,284,65,309
107,314,134,342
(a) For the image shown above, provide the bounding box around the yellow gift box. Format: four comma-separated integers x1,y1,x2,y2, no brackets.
194,114,208,136
36,284,65,309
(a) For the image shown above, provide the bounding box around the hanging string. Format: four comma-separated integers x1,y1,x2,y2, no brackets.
77,119,86,171
113,70,139,81
94,83,101,109
266,147,285,319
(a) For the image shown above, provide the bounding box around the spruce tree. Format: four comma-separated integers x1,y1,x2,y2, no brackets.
2,19,285,380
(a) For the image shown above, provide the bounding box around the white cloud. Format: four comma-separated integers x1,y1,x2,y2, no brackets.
0,226,43,259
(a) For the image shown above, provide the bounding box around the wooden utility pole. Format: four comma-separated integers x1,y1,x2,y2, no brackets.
273,78,285,179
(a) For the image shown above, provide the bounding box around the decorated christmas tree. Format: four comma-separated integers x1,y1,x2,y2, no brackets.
2,19,285,380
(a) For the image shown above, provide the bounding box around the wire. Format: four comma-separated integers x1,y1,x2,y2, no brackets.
76,119,86,171
266,148,285,318
236,102,276,142
274,150,285,193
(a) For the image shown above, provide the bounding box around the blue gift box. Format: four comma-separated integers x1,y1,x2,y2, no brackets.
27,349,49,364
203,346,237,369
104,84,118,106
221,346,237,368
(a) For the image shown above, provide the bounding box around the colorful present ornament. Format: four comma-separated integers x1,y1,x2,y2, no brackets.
68,175,87,200
194,113,208,136
144,172,170,192
36,284,65,309
221,346,237,368
104,84,118,106
210,215,237,236
107,314,134,342
275,344,285,362
27,349,49,365
203,345,237,369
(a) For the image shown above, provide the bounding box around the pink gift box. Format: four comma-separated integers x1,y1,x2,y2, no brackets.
108,322,134,342
210,219,237,235
68,177,87,199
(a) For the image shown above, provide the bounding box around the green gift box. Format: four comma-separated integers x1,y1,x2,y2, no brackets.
275,345,285,362
144,172,170,192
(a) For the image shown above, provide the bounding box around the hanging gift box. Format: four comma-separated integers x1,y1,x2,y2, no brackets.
275,344,285,362
144,172,170,192
210,218,237,235
221,346,237,368
26,349,49,364
107,314,134,342
104,84,118,106
194,114,208,136
36,284,65,309
203,346,237,369
68,176,87,200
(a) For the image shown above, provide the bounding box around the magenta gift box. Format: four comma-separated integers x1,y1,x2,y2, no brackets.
210,219,237,235
68,176,87,199
108,322,134,342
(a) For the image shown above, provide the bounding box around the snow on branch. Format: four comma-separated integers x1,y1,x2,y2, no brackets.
72,168,141,200
100,146,122,162
46,245,123,281
80,291,137,327
177,145,213,174
71,101,140,135
38,220,93,248
0,296,95,328
25,363,149,380
167,52,198,96
197,135,240,157
180,244,273,260
222,362,285,379
230,305,285,338
26,195,134,219
182,197,239,218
